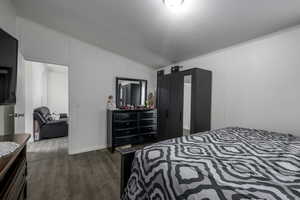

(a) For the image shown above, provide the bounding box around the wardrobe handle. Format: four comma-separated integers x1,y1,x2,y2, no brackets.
179,111,182,121
166,110,169,118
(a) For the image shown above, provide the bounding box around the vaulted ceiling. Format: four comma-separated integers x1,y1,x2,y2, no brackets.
12,0,300,68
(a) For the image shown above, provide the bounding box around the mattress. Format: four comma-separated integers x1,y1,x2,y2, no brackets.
122,127,300,200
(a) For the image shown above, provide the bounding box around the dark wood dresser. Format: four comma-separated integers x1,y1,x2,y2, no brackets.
0,134,30,200
107,109,157,152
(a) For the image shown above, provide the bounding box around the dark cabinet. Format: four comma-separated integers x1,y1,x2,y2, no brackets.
0,134,30,200
169,73,184,138
107,109,157,152
157,68,212,141
157,73,170,140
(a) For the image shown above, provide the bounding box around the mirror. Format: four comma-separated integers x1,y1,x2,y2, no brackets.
183,75,192,136
116,77,147,108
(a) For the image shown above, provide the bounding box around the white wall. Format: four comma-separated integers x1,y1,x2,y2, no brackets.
31,62,48,109
17,17,156,154
47,66,69,114
162,25,300,136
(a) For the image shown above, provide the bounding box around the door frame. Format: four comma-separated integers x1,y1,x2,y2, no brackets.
23,59,70,142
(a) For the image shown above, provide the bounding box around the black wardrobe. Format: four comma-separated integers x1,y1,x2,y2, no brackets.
157,68,212,140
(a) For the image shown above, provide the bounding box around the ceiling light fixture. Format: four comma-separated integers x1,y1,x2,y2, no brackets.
163,0,184,8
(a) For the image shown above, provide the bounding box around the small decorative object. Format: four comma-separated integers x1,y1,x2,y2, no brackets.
0,142,20,158
52,112,60,120
157,70,164,76
136,105,146,110
147,92,155,108
106,95,116,110
171,66,182,73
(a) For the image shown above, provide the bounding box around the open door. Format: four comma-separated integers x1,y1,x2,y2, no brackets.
14,53,26,133
0,53,25,135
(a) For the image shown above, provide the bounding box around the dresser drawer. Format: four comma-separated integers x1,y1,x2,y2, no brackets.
113,128,138,137
140,126,157,134
114,112,137,121
140,111,157,119
17,184,26,200
2,159,27,200
140,119,157,126
113,121,137,129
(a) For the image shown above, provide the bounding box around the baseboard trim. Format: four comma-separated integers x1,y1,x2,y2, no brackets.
69,145,107,155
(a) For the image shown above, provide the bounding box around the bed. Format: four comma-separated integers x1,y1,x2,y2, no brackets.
121,127,300,200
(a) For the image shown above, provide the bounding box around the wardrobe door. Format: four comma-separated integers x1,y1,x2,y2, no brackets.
190,69,212,134
168,73,183,139
157,74,171,140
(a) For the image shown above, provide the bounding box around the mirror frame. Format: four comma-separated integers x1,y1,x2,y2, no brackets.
115,77,148,108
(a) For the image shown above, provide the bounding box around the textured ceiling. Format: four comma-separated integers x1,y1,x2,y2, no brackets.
12,0,300,68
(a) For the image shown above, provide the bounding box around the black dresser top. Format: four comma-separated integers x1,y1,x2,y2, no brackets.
108,109,156,113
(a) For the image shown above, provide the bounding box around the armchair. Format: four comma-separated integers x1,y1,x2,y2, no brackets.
33,107,68,140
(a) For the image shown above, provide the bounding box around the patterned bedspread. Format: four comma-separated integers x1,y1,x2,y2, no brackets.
122,127,300,200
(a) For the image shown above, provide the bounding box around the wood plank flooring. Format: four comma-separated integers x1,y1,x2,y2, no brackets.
27,138,121,200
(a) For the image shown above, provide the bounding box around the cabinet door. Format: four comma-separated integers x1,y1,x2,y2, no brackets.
190,69,212,134
168,73,183,139
157,74,170,140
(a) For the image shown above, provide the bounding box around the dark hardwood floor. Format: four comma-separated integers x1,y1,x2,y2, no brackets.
27,138,121,200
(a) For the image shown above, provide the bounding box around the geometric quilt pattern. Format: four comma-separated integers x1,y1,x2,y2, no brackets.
122,127,300,200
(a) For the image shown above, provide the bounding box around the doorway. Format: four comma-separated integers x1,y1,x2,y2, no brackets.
24,60,69,155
